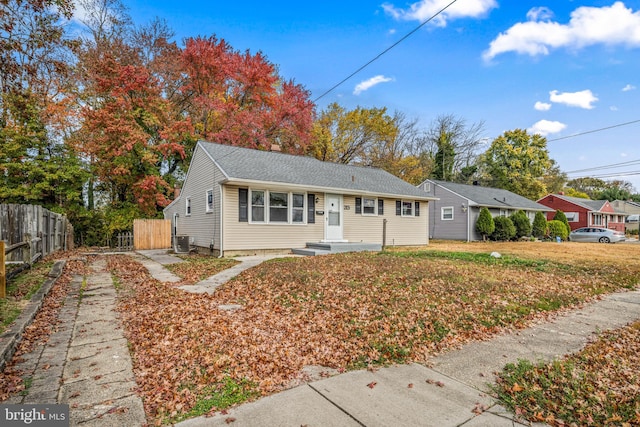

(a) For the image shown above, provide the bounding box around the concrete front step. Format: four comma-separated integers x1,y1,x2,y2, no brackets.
291,248,332,256
292,242,382,256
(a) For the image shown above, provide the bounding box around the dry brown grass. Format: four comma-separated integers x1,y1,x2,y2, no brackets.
402,240,640,266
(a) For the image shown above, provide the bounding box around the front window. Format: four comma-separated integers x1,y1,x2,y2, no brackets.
565,212,579,222
363,197,376,215
269,192,288,222
292,193,305,223
251,190,265,222
500,209,510,217
247,190,308,224
593,214,602,225
441,206,454,220
402,200,413,216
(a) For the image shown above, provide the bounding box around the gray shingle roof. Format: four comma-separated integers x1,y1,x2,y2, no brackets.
552,194,607,211
428,180,552,211
199,141,433,199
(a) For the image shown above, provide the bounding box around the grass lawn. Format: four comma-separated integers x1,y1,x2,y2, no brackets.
108,241,640,424
0,261,54,334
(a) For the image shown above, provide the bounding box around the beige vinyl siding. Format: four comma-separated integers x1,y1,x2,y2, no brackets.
343,196,428,246
222,185,324,251
169,145,224,249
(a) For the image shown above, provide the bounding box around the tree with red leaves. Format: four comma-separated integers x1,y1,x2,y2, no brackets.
181,36,314,154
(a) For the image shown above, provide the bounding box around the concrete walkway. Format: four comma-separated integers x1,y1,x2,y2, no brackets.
5,257,146,426
179,255,295,294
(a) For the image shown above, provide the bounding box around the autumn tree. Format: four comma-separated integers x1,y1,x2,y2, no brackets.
181,36,314,154
311,104,429,184
0,0,88,208
478,129,553,200
71,0,192,218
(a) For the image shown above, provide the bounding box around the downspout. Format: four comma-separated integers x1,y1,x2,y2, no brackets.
218,184,224,258
467,207,470,242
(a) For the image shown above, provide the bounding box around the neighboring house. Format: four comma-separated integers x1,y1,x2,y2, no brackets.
418,179,553,241
163,141,436,256
611,199,640,233
536,194,627,232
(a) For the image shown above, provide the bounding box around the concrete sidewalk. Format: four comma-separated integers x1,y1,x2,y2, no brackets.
5,257,146,426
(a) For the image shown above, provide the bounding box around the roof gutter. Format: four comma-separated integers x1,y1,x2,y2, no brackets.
219,177,438,202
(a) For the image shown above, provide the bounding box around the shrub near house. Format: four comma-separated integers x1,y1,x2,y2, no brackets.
547,220,569,241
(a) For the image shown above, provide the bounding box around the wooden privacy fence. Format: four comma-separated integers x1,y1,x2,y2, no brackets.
0,204,72,262
133,219,171,250
1,204,72,298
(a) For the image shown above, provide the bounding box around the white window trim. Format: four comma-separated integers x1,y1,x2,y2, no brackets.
185,197,191,216
401,200,414,217
205,189,214,213
441,206,454,221
565,212,579,222
249,189,307,225
362,197,378,216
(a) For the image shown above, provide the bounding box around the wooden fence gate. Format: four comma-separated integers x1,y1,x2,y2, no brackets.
133,219,171,250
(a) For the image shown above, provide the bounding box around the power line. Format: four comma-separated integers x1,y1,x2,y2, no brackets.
571,170,640,180
566,159,640,174
313,0,459,103
547,119,640,142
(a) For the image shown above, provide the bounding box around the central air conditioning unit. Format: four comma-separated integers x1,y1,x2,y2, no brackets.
175,235,190,253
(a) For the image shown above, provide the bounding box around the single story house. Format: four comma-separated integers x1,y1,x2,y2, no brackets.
536,193,626,232
163,141,436,256
418,179,553,241
611,200,640,233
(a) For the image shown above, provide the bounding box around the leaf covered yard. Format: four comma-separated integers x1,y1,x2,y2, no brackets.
109,246,639,424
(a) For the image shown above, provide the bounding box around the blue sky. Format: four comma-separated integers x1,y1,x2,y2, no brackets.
85,1,640,191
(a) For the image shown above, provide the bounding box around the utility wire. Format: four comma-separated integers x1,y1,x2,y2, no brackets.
313,0,459,103
566,159,640,174
547,119,640,142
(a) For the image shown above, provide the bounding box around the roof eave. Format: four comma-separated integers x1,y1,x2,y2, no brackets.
221,178,437,201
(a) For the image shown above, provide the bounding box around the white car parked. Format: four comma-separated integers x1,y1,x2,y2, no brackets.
569,227,626,243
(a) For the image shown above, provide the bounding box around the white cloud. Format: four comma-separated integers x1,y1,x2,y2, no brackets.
526,7,554,22
534,101,552,111
528,120,567,136
382,0,497,27
622,84,636,91
483,2,640,61
549,89,598,109
621,152,628,157
610,106,619,111
353,75,394,95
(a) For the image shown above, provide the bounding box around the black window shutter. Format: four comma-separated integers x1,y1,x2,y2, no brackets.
415,201,420,216
239,188,248,222
355,197,362,214
307,193,315,224
378,199,384,215
396,200,401,216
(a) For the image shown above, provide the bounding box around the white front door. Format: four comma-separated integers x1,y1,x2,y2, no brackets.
325,194,344,241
